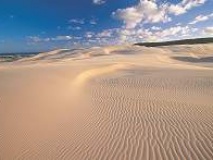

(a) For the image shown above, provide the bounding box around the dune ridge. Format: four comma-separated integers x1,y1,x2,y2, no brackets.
0,44,213,159
72,64,130,87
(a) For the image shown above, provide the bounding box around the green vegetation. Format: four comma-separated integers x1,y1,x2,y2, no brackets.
135,37,213,47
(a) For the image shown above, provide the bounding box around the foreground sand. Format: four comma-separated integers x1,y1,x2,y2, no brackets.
0,44,213,159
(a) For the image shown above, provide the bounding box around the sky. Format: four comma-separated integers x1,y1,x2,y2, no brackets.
0,0,213,53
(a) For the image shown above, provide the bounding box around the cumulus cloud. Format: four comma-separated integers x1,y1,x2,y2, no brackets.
93,0,105,5
86,24,198,45
113,0,207,29
155,26,191,39
120,25,198,42
189,13,213,25
168,5,186,15
168,0,207,15
113,0,171,29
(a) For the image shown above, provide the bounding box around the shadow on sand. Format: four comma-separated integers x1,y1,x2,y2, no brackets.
172,56,213,63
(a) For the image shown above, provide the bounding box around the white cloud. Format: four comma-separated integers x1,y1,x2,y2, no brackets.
168,4,186,15
84,24,200,45
151,26,161,31
80,28,121,46
168,0,207,15
93,0,105,5
67,26,82,30
155,26,190,39
28,36,72,42
28,36,51,42
79,24,201,46
28,36,42,42
119,25,198,42
113,0,171,29
189,13,213,25
204,27,213,34
52,36,72,41
85,32,95,38
68,19,85,24
113,0,207,29
182,0,207,10
88,25,194,44
97,29,113,38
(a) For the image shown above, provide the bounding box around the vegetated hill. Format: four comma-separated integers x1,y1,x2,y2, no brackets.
134,37,213,47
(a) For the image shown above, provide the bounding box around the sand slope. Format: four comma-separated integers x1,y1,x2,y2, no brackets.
0,44,213,159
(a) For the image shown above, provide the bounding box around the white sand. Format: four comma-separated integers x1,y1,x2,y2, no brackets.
0,44,213,159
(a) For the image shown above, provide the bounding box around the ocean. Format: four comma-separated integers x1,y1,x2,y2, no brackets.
0,52,40,62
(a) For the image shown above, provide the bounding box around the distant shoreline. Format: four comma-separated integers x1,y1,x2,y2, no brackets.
0,52,41,55
0,52,40,62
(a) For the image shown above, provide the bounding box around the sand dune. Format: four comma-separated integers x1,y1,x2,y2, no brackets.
72,64,129,87
0,44,213,159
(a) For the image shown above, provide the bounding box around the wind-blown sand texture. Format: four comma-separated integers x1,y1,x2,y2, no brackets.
0,44,213,160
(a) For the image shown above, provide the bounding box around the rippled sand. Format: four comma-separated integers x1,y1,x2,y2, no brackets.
0,44,213,159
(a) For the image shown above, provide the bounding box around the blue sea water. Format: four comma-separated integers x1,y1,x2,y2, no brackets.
0,52,40,62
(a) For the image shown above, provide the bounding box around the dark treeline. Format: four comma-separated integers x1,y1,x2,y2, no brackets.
135,37,213,47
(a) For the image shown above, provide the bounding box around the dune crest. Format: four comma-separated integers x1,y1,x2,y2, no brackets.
72,63,129,87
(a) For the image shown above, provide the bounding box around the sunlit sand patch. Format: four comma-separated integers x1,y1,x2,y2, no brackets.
72,63,129,87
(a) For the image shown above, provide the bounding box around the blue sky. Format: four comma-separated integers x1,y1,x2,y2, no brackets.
0,0,213,53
